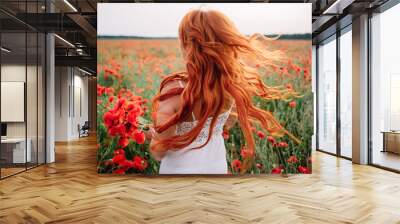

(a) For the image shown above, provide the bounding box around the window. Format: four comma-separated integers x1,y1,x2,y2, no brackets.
370,2,400,171
0,1,46,179
339,28,352,158
317,36,337,154
312,45,317,151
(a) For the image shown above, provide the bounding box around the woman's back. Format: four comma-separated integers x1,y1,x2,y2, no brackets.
158,80,234,174
159,110,231,174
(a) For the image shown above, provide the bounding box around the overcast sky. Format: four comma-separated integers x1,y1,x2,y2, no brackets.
98,3,311,37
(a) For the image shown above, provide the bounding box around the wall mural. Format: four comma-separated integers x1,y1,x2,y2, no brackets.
97,3,313,175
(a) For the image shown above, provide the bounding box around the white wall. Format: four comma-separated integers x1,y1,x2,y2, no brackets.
1,65,26,139
0,65,40,138
55,67,70,141
54,67,89,141
71,73,89,138
1,64,46,163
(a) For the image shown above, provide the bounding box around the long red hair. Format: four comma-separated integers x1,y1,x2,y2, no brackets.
151,9,299,169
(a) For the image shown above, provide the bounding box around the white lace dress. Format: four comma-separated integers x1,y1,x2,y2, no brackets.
159,110,231,174
159,81,233,175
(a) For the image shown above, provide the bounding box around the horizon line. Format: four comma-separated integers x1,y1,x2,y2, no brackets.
98,33,312,39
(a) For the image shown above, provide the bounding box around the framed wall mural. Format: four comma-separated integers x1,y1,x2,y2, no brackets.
97,3,313,175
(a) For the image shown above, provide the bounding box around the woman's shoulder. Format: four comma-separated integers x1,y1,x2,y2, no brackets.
160,71,187,94
161,80,184,94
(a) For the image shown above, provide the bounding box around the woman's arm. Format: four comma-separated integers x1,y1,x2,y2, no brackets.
149,81,182,161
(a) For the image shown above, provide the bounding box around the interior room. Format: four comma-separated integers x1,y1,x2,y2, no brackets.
0,0,96,178
54,66,91,141
0,15,46,178
0,0,399,223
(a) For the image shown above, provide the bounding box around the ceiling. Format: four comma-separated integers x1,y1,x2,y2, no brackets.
0,0,392,73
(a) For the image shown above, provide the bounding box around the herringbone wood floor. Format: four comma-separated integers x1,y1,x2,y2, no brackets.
0,136,399,224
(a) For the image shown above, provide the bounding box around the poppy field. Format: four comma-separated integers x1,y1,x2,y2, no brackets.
97,38,313,175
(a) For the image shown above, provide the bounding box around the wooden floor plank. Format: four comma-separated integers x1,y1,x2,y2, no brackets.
0,135,399,224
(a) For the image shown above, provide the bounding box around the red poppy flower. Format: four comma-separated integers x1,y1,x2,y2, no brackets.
289,101,297,108
107,125,124,137
118,137,130,148
104,66,122,80
278,142,288,148
109,96,115,103
113,149,125,156
133,131,145,144
116,98,126,109
105,87,115,96
231,159,241,172
256,131,265,139
256,163,263,169
271,167,282,174
132,156,148,171
267,136,275,144
103,111,119,130
222,130,229,140
112,154,126,164
97,84,105,96
119,159,135,168
127,111,139,125
298,166,311,174
240,147,254,158
113,167,127,174
103,94,144,143
287,155,299,163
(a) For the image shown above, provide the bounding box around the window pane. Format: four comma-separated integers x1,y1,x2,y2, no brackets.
1,31,27,177
312,45,317,151
38,33,45,165
340,29,352,158
27,31,38,169
318,37,337,154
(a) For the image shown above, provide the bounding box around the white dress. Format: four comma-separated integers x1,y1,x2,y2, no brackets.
159,82,233,174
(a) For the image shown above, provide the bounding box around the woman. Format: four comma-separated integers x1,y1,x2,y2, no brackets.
147,8,298,174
